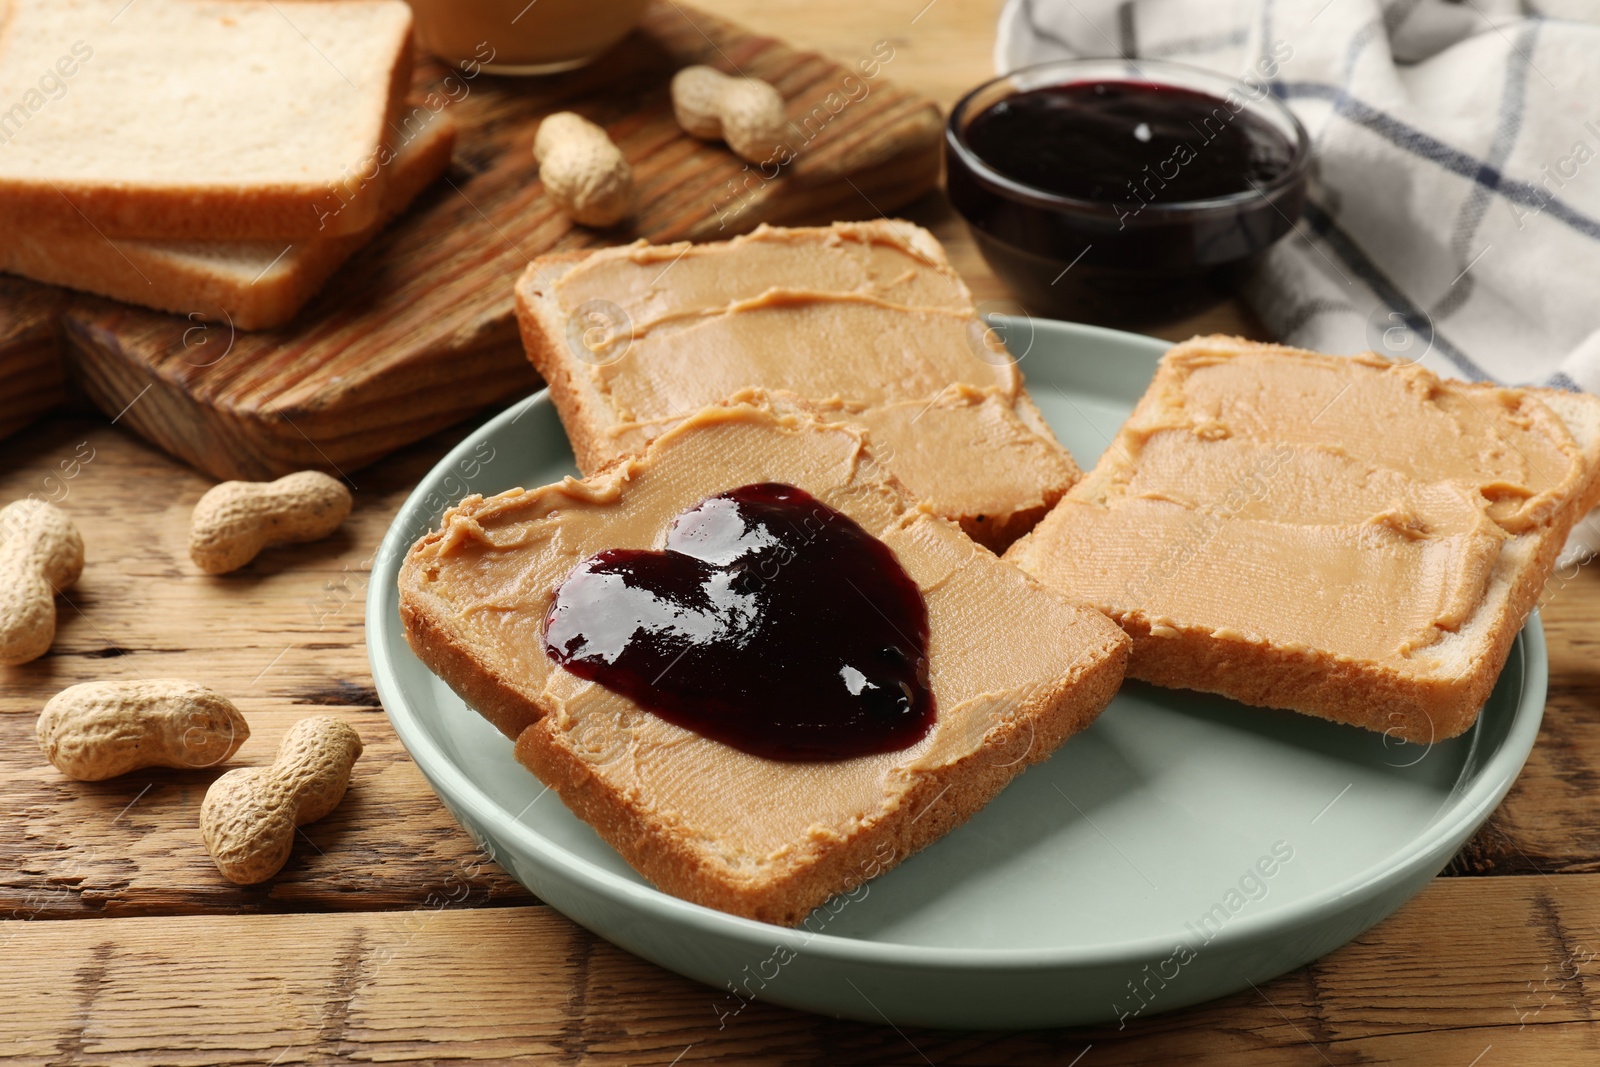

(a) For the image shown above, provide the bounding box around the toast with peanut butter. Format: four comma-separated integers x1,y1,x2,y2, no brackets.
399,392,1129,925
512,221,1079,550
1006,336,1600,744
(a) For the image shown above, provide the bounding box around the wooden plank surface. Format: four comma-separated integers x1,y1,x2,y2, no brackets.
0,416,533,920
4,876,1599,1065
2,0,1597,1062
7,338,1598,920
29,0,943,483
0,301,1288,922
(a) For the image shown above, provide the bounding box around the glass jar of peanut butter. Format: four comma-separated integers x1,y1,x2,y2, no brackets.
406,0,652,75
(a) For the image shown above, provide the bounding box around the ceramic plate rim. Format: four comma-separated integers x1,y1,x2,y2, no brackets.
367,318,1546,971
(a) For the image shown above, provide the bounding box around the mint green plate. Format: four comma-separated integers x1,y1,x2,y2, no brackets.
367,318,1544,1029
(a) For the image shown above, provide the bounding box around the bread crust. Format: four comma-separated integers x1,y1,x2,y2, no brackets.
513,253,618,475
1123,484,1586,743
398,393,1130,925
510,223,1079,549
1010,335,1600,742
0,1,414,240
0,108,456,328
511,631,1127,926
399,580,548,744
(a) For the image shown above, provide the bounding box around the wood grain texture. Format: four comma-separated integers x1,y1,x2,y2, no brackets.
1447,569,1600,877
3,876,1599,1064
2,403,1598,925
43,0,943,483
0,276,70,442
0,416,532,920
0,0,1267,461
2,0,1596,1061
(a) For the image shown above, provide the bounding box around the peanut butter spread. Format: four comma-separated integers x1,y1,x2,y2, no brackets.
824,385,1080,524
553,221,973,323
402,398,1125,864
1009,340,1589,668
591,296,1018,425
1139,344,1584,533
525,222,1077,543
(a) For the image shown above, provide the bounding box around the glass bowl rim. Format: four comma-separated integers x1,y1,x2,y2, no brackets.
946,56,1313,217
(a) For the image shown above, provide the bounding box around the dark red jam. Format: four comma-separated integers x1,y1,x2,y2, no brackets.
541,483,934,761
963,81,1295,204
945,76,1306,324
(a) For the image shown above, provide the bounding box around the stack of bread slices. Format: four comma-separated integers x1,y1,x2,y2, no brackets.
0,0,455,329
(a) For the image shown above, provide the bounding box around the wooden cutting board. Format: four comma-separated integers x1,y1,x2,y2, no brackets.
0,276,70,442
2,1,942,481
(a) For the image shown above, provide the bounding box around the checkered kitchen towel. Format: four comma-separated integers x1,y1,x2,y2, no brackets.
998,0,1600,556
998,0,1600,387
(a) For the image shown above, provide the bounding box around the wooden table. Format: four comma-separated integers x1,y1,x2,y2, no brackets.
3,2,1597,1063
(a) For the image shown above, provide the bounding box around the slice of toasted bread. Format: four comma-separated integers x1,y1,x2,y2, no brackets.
1007,336,1600,744
512,221,1080,550
0,107,455,329
399,392,1129,925
0,0,413,239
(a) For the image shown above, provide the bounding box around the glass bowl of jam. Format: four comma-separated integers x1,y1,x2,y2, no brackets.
946,58,1310,325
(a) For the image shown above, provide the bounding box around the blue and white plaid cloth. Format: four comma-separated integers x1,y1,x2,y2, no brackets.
998,0,1600,389
998,0,1600,557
